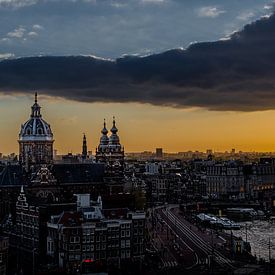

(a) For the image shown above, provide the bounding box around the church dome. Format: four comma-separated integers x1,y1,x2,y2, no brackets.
19,93,53,142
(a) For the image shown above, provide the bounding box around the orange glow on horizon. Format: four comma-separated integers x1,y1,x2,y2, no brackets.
1,95,275,155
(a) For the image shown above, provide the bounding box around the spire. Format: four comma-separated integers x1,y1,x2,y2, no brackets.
82,133,87,159
31,92,41,117
101,119,108,135
111,116,118,134
98,119,109,150
109,116,121,148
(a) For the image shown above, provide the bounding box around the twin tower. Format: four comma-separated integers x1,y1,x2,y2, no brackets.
19,94,124,171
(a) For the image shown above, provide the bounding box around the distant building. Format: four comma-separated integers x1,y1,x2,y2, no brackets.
145,162,161,175
61,152,80,163
155,148,163,158
206,161,245,199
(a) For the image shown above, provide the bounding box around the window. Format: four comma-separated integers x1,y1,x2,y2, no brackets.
47,240,54,253
70,236,80,243
37,128,43,135
126,250,131,258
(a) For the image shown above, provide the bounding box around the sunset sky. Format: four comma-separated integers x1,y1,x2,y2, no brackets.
1,0,275,155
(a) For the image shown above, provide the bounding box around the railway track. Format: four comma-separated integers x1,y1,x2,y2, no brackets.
161,207,235,270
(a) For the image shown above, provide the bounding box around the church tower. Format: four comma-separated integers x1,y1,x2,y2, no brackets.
95,119,109,162
82,133,88,159
18,93,54,169
96,117,124,178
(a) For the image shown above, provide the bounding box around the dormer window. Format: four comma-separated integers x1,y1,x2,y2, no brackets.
26,128,32,135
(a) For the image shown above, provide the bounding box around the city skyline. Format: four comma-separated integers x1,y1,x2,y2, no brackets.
2,94,275,155
0,2,274,275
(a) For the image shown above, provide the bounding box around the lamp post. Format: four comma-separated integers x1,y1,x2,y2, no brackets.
33,247,37,275
269,237,271,275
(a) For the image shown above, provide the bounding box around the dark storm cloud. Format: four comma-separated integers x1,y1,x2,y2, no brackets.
1,13,275,111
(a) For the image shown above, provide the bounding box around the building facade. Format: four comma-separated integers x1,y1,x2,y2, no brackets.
206,161,245,199
47,194,145,273
0,237,8,275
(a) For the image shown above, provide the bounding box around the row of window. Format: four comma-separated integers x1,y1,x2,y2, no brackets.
16,213,39,224
133,220,144,227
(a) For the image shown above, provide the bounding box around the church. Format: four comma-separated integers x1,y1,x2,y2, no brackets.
19,93,124,173
0,93,131,220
